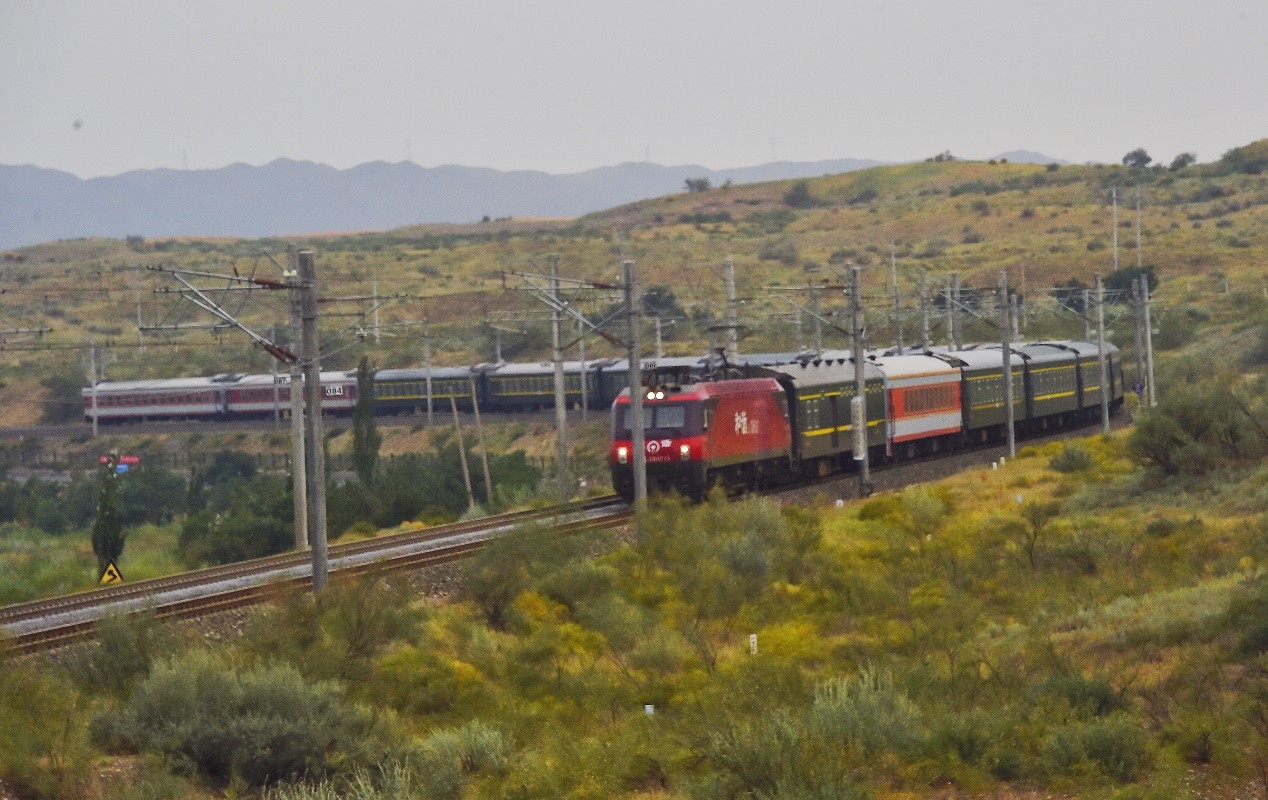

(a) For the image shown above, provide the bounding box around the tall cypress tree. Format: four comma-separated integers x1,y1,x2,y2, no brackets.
352,357,381,486
92,452,125,578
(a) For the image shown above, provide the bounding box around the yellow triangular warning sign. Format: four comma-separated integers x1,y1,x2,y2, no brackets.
99,561,124,585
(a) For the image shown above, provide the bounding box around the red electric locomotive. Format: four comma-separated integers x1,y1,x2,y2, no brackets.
609,375,792,501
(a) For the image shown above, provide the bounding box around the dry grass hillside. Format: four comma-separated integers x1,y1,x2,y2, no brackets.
2,141,1267,423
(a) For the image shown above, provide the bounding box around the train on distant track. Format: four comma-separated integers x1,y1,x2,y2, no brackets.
79,353,805,424
608,340,1124,501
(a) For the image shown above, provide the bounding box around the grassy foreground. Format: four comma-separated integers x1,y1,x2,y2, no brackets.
5,427,1268,799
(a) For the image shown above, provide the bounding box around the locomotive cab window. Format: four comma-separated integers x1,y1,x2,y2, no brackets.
617,402,700,436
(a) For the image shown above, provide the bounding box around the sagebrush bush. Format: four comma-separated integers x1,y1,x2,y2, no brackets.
1043,715,1149,783
812,668,925,758
91,650,387,788
63,610,179,699
1049,442,1094,473
0,659,93,798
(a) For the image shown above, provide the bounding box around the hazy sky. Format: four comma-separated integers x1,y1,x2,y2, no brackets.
3,1,1266,178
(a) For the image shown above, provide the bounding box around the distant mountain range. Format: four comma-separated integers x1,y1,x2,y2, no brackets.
0,151,1064,250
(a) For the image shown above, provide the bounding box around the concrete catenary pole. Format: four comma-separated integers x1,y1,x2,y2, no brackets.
469,375,493,506
1096,273,1110,435
578,317,588,423
891,241,903,352
297,251,328,590
951,272,963,351
287,248,308,551
1112,187,1119,273
999,271,1016,459
1142,275,1157,408
725,257,739,363
851,266,871,497
1133,280,1145,387
450,396,475,511
549,254,570,502
919,268,930,349
422,313,434,427
89,342,99,437
624,260,647,509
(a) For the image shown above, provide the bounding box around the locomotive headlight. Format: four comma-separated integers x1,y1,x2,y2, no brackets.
680,444,690,460
655,391,665,400
617,446,629,464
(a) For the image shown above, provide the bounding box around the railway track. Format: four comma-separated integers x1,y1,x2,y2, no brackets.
2,414,1126,656
1,495,630,655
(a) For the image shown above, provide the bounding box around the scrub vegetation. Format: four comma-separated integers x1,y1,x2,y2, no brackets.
4,143,1268,797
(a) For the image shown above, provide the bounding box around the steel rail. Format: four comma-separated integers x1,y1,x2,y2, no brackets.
2,495,627,654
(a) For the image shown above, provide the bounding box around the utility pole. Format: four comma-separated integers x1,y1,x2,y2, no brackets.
372,269,381,344
624,260,647,510
1009,294,1019,342
549,254,570,502
1112,187,1119,273
1096,273,1110,435
999,272,1016,459
1141,188,1151,271
578,317,588,423
945,281,955,350
1132,280,1145,387
795,307,804,352
422,313,434,427
919,268,930,349
450,396,475,511
288,248,308,550
1083,289,1092,340
812,288,823,354
1142,275,1156,408
469,375,493,506
298,251,328,591
88,342,99,437
654,317,664,359
725,257,739,363
891,240,903,352
951,272,963,350
135,264,145,350
850,266,871,497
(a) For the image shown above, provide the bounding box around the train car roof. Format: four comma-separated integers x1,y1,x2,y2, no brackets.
756,358,884,390
483,360,600,377
1014,342,1079,366
87,376,222,393
376,366,473,381
925,347,1029,370
1037,339,1120,357
870,353,961,379
734,351,804,366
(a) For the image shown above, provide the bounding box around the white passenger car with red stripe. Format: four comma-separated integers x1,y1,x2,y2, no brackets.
872,354,964,453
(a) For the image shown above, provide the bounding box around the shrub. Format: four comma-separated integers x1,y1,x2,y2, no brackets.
0,660,93,798
91,650,387,788
1043,715,1149,782
64,611,179,699
759,237,800,265
1048,442,1094,473
811,668,925,758
784,180,816,208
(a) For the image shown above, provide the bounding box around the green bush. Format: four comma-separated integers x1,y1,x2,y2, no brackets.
1043,715,1149,782
811,668,925,758
1049,442,1094,473
0,660,92,798
91,650,388,788
64,611,179,699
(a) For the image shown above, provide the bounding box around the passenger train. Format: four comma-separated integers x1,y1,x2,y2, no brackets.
608,340,1124,501
79,353,803,424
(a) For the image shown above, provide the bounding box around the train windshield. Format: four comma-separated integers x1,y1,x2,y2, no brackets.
616,402,699,435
